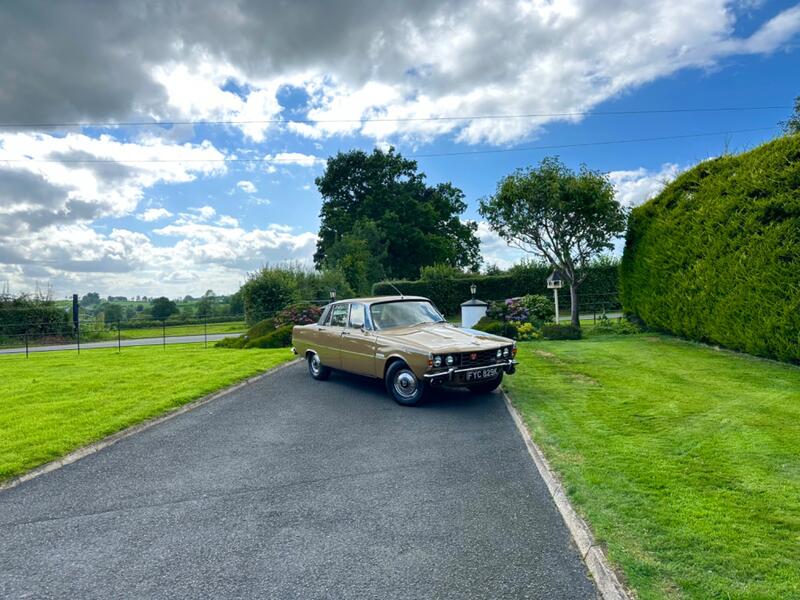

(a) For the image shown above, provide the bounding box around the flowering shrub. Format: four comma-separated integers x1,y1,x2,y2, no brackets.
513,321,539,340
272,302,322,328
504,298,530,322
519,294,553,325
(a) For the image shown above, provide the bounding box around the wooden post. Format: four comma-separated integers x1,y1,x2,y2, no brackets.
553,288,560,324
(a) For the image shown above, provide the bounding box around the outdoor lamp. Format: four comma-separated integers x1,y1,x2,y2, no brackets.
329,289,336,301
470,283,476,297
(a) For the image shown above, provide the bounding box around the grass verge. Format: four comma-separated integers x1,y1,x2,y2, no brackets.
0,344,293,482
504,333,800,599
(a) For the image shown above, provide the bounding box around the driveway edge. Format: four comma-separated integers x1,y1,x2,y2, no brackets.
502,390,632,600
0,358,302,493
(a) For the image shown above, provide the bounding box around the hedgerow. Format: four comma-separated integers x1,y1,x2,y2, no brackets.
620,135,800,363
372,264,618,315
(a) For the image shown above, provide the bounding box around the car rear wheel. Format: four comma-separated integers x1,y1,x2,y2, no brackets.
307,352,331,381
467,373,503,394
385,361,426,406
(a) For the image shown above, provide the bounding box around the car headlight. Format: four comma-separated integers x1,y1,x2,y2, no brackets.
503,347,510,357
496,348,502,358
445,354,455,366
433,355,442,367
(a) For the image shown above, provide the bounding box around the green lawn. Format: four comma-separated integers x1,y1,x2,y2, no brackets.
0,344,293,482
504,332,800,599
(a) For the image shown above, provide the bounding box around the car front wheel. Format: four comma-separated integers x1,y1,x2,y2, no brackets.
467,373,503,394
307,352,331,381
385,361,426,406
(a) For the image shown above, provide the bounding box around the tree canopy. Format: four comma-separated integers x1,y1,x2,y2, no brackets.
151,297,179,320
780,96,800,135
314,148,480,284
479,156,627,327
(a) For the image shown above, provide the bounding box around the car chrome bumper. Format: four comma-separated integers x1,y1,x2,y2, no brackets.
423,360,517,384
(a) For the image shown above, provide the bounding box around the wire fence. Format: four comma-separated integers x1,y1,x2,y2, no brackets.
0,313,247,356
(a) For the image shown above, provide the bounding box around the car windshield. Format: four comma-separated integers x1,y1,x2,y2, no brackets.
370,300,445,330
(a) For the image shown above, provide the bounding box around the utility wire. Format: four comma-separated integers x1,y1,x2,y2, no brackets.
0,126,779,164
0,105,790,129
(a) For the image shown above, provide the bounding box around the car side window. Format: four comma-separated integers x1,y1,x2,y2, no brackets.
349,303,366,329
329,303,349,327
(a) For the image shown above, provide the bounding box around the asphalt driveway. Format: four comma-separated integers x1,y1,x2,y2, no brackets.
0,361,597,599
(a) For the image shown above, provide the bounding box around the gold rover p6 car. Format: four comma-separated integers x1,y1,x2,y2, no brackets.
292,296,517,405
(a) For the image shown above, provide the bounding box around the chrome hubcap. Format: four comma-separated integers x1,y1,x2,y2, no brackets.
310,354,321,375
393,370,418,399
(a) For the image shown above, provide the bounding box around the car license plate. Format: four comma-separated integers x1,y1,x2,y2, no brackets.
466,367,498,381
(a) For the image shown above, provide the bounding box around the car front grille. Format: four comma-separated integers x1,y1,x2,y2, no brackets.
459,349,499,368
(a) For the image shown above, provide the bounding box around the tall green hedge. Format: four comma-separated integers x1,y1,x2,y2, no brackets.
372,265,618,315
620,135,800,363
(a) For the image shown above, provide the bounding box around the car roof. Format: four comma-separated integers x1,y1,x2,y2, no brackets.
329,295,430,306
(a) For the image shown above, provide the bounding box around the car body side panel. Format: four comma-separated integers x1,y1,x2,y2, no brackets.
340,328,378,377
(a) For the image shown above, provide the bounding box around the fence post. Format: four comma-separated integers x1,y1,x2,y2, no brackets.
163,320,166,349
204,315,208,349
118,319,121,353
77,319,80,355
25,331,29,358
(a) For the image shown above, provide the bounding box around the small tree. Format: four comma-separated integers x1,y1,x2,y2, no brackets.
479,157,627,328
151,297,179,321
780,96,800,135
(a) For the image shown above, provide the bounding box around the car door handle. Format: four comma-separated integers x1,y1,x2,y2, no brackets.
341,330,351,336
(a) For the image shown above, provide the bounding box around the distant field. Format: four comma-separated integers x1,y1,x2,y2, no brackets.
92,320,246,341
0,344,293,482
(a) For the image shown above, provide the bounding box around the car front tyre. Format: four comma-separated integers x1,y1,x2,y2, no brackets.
467,373,503,394
307,352,331,381
385,361,426,406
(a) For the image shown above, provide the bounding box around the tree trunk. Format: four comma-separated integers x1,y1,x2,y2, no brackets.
569,283,580,328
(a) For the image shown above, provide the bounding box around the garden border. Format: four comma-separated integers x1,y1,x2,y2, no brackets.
0,358,302,493
502,390,632,600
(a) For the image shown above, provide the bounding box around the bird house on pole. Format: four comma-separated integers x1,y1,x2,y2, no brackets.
546,270,564,323
546,270,564,289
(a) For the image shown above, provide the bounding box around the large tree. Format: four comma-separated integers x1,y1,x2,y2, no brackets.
314,147,480,281
479,157,627,328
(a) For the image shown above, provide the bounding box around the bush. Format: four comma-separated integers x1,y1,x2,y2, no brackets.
241,267,298,325
519,294,553,325
373,262,618,316
620,135,800,363
541,324,582,340
244,325,294,349
473,317,517,339
271,302,322,329
513,321,540,341
239,265,354,325
0,293,72,340
594,314,642,335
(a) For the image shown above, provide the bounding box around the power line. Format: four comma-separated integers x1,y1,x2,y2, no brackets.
0,105,790,129
0,126,779,164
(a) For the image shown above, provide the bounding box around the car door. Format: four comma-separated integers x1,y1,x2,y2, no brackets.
339,302,377,377
315,302,348,369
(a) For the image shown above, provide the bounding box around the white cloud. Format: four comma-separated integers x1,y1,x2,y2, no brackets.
476,221,529,271
0,131,226,232
137,207,173,222
264,152,325,168
0,220,318,298
608,163,682,207
216,215,239,227
236,180,257,193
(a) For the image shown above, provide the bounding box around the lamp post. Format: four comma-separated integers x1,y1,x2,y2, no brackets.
470,283,476,299
329,289,336,302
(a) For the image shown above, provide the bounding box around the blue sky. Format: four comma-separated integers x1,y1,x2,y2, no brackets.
0,0,798,298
